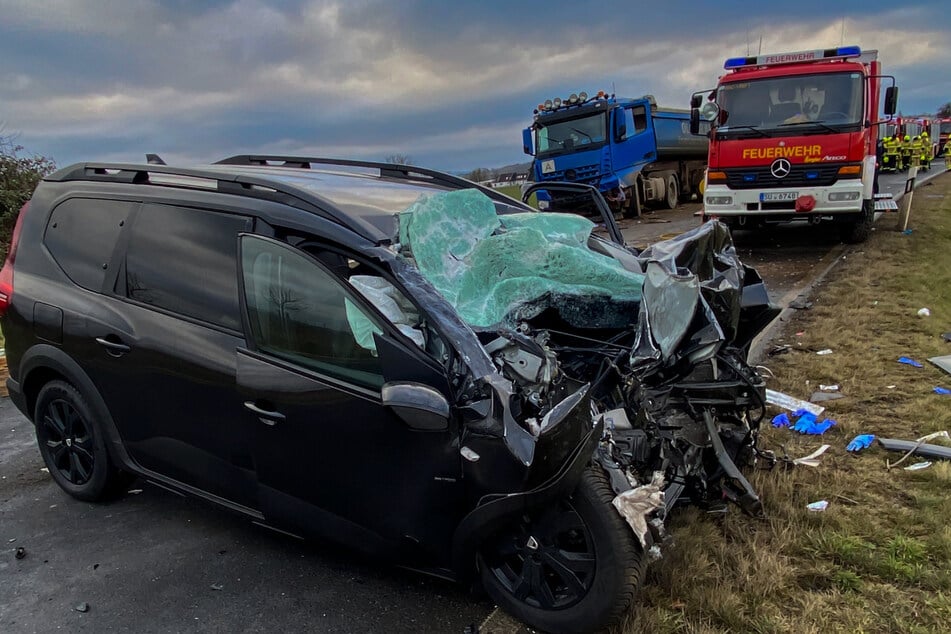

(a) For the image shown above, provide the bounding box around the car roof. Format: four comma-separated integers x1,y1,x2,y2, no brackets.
46,156,532,244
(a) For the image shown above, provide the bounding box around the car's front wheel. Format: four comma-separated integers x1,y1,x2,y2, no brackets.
35,380,131,501
478,467,646,634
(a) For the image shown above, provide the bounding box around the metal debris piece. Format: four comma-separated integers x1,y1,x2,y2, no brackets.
810,392,845,403
929,355,951,376
611,471,665,548
765,389,825,417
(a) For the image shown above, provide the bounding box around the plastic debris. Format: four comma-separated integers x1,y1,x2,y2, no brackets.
74,602,89,613
793,444,831,467
917,307,931,317
935,387,951,395
211,583,224,591
904,461,932,471
882,431,951,469
789,298,813,310
898,356,923,368
15,546,26,560
806,500,829,512
942,332,951,343
902,228,913,235
819,384,839,392
846,434,876,452
815,349,833,356
127,489,143,495
767,344,791,357
766,389,825,416
771,412,791,428
611,471,665,548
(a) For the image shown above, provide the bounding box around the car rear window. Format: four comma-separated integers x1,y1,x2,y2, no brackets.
123,204,250,330
44,198,135,291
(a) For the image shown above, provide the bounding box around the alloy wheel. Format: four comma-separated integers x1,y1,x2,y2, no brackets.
41,399,95,485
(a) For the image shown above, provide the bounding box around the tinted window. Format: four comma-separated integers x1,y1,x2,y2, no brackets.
124,204,250,329
45,198,134,291
241,236,384,389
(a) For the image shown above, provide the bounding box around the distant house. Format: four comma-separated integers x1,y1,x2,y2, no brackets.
490,172,529,188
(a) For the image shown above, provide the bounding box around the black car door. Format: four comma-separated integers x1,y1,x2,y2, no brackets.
235,235,464,563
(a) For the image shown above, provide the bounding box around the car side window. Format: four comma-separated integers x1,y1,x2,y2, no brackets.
240,236,385,390
44,198,135,291
122,204,250,330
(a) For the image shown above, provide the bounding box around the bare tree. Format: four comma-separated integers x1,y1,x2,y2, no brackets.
384,153,412,165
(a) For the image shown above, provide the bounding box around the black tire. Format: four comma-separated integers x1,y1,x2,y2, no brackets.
35,380,131,502
840,199,874,244
662,175,678,210
478,467,646,634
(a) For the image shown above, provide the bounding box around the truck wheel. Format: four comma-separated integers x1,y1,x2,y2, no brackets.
840,200,874,244
478,467,646,633
662,175,678,209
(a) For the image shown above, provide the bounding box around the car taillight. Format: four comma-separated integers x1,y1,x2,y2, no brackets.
0,202,29,318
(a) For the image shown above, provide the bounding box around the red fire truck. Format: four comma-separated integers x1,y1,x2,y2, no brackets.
692,46,898,243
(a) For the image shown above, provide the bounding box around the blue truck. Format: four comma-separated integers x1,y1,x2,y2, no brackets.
522,91,709,215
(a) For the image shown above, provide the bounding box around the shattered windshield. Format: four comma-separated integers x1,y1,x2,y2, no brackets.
717,72,863,133
535,112,607,157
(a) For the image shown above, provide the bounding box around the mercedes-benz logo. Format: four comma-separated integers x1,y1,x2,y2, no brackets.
770,158,791,179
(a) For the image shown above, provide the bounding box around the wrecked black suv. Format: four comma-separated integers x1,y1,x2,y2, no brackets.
0,156,777,633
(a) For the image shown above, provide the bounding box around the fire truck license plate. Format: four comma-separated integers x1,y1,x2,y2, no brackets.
760,191,799,202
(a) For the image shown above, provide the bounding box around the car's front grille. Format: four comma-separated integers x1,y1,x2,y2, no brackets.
724,164,841,189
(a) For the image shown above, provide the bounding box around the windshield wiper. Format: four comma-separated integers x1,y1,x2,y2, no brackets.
718,125,770,138
777,120,841,134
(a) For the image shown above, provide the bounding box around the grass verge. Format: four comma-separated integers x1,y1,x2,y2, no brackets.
623,173,951,633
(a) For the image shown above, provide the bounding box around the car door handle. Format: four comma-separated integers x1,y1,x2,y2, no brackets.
244,401,286,426
95,336,131,356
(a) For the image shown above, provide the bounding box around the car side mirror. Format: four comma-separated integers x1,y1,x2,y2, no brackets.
690,108,700,135
522,128,534,155
382,381,450,431
884,86,898,116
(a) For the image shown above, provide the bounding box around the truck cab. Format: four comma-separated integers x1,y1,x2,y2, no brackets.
693,46,897,243
524,92,707,216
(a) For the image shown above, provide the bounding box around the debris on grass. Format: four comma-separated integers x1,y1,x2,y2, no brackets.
771,412,791,428
791,411,837,435
904,461,933,471
942,332,951,343
816,349,834,356
789,298,813,310
898,356,924,368
929,355,951,375
768,344,791,357
766,389,825,416
811,391,845,403
806,500,829,512
935,387,950,395
819,384,840,392
846,434,876,452
917,307,931,317
881,431,951,469
792,444,832,467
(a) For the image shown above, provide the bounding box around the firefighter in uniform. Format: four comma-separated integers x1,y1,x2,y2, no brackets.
901,134,913,170
882,135,899,172
944,142,951,170
911,135,923,169
920,131,932,169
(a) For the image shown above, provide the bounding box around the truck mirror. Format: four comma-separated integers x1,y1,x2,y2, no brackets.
884,86,898,116
690,94,703,109
615,123,627,141
690,109,700,135
700,101,720,122
522,128,534,155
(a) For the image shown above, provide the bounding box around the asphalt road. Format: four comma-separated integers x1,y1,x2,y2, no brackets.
2,168,945,634
0,394,491,633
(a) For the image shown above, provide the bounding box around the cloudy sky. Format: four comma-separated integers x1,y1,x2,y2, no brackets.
2,0,950,172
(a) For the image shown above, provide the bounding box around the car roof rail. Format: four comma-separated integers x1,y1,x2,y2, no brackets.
44,162,384,241
215,155,532,209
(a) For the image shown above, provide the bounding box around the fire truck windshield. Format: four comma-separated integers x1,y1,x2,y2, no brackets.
535,112,607,157
940,122,951,134
717,72,863,134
